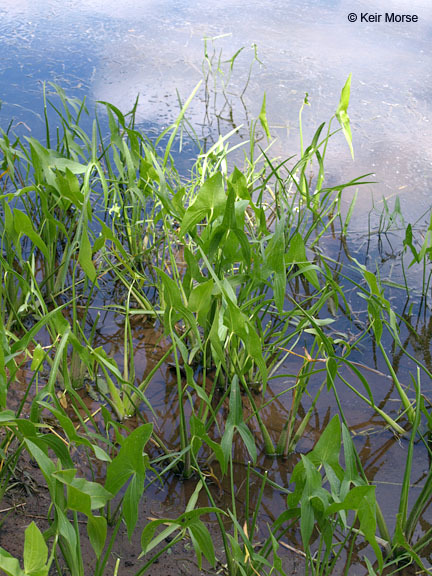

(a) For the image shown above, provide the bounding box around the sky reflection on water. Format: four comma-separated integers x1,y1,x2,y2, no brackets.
1,0,431,220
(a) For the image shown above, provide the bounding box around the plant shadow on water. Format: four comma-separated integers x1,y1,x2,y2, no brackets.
1,47,432,576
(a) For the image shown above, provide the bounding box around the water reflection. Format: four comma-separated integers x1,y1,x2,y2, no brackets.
1,0,432,220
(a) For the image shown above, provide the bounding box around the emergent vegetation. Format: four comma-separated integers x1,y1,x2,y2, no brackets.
1,45,432,575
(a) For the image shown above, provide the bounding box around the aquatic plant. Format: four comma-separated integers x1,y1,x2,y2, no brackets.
1,46,432,575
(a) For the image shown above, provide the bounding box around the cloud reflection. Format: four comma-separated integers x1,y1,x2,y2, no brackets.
1,0,431,217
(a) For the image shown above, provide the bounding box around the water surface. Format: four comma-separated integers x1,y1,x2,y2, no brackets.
1,0,431,221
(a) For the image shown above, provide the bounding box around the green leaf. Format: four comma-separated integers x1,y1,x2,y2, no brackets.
188,280,214,327
140,507,221,557
24,440,56,490
105,424,151,536
308,414,342,474
23,522,48,576
363,270,381,298
10,304,67,355
237,423,257,464
37,402,110,462
341,423,362,486
140,521,178,557
179,172,226,236
228,376,243,426
259,93,271,140
368,299,383,344
188,519,216,568
0,410,16,423
208,308,226,369
52,468,112,511
298,456,323,548
48,157,87,175
327,485,383,571
16,419,37,440
0,548,25,576
30,345,45,373
54,168,84,208
157,268,199,340
13,209,49,260
190,414,225,473
123,473,145,539
71,478,112,510
226,533,244,563
221,424,234,471
403,223,420,266
228,167,250,201
78,224,97,283
221,379,257,466
265,217,286,312
300,498,315,549
42,434,73,469
67,485,92,516
225,301,267,386
269,532,285,576
54,506,79,572
0,338,7,410
326,356,338,392
286,233,320,290
336,74,354,159
87,515,107,560
392,513,426,571
105,424,152,496
92,445,111,462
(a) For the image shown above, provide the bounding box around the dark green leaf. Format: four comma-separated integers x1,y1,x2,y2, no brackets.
87,515,107,560
105,424,152,496
188,519,216,568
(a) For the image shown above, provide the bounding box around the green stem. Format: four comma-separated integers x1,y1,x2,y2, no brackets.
337,372,405,435
378,341,415,423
